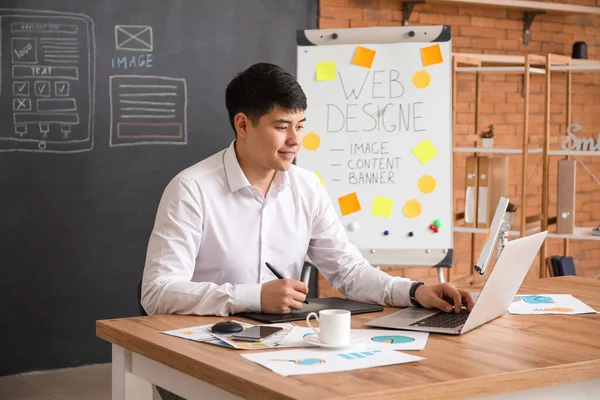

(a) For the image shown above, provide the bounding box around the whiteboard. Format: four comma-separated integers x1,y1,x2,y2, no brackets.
296,26,452,266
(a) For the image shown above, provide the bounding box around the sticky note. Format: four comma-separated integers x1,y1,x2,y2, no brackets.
418,175,436,193
403,199,422,219
412,139,438,164
316,62,336,81
420,44,443,67
315,171,325,188
372,196,393,218
351,46,376,69
412,70,431,89
338,192,361,216
303,132,321,151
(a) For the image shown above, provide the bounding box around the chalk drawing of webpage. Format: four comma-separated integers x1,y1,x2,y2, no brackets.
0,9,95,153
109,75,187,147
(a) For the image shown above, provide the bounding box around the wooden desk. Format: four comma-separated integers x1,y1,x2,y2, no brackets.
97,277,600,400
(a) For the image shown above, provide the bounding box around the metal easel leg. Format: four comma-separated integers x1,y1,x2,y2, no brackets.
437,267,445,283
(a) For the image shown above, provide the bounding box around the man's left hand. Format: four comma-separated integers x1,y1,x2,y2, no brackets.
414,283,475,313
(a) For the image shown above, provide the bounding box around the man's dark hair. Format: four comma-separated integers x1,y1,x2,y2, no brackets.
225,63,307,135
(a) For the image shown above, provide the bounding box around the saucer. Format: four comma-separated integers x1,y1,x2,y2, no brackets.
302,335,364,349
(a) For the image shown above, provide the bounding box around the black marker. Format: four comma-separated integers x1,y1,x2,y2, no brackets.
265,262,309,304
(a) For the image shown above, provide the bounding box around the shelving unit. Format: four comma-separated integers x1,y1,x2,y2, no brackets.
451,53,546,283
452,52,600,281
540,57,600,276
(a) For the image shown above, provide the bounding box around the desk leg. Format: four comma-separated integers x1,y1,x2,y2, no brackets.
112,344,154,400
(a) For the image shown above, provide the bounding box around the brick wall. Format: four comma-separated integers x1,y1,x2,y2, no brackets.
317,0,600,296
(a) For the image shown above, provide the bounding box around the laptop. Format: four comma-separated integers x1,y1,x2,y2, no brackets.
365,230,548,334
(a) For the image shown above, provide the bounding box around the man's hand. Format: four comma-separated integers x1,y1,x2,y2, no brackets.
261,279,308,314
414,283,475,313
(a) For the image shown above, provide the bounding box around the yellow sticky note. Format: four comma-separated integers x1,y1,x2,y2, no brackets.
316,62,336,81
418,175,436,194
372,196,393,218
338,192,361,216
351,46,376,69
403,199,422,219
420,44,443,67
413,70,431,89
412,139,438,164
315,171,325,188
303,132,321,151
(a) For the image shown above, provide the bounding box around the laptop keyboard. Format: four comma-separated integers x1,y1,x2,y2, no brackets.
409,309,469,328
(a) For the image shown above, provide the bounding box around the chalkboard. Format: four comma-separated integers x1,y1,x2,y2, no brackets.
0,0,317,375
296,26,453,267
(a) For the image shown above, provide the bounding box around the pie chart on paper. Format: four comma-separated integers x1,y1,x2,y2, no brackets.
371,335,415,344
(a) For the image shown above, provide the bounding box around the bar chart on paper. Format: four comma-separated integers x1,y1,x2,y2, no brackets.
337,350,382,360
242,347,423,376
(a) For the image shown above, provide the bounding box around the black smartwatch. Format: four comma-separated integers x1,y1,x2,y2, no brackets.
409,282,426,307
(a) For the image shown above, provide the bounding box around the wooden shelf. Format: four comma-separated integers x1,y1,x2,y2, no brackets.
456,66,546,74
454,147,543,154
429,0,600,15
550,64,600,72
453,225,541,237
453,54,600,70
453,53,543,66
547,227,600,241
548,150,600,156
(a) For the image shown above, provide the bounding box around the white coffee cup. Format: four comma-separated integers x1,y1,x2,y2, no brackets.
306,309,351,346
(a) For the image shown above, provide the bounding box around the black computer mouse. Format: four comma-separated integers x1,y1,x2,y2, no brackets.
211,321,243,334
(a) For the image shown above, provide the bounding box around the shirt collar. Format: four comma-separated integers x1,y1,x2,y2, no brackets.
223,140,290,194
224,141,251,193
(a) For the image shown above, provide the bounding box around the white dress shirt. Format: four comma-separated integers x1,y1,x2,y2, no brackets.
141,141,415,316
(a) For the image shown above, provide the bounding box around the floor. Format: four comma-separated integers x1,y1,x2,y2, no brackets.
0,363,115,400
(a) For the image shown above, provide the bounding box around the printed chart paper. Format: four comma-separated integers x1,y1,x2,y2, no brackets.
277,327,428,351
509,294,597,315
242,347,424,376
206,323,295,350
162,320,253,348
163,321,295,350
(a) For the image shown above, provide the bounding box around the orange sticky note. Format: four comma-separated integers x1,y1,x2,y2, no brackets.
420,44,443,67
338,192,361,216
316,62,336,81
372,196,393,218
351,46,376,69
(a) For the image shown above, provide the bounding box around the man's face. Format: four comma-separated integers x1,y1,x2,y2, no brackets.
244,105,305,172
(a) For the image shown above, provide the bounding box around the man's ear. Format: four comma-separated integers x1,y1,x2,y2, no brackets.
234,113,250,139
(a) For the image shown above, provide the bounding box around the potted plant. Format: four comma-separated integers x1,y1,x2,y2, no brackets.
480,125,494,148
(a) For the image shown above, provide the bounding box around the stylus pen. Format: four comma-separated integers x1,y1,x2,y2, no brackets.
265,262,309,304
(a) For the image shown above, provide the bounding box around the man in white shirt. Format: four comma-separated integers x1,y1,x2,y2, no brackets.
141,63,474,318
